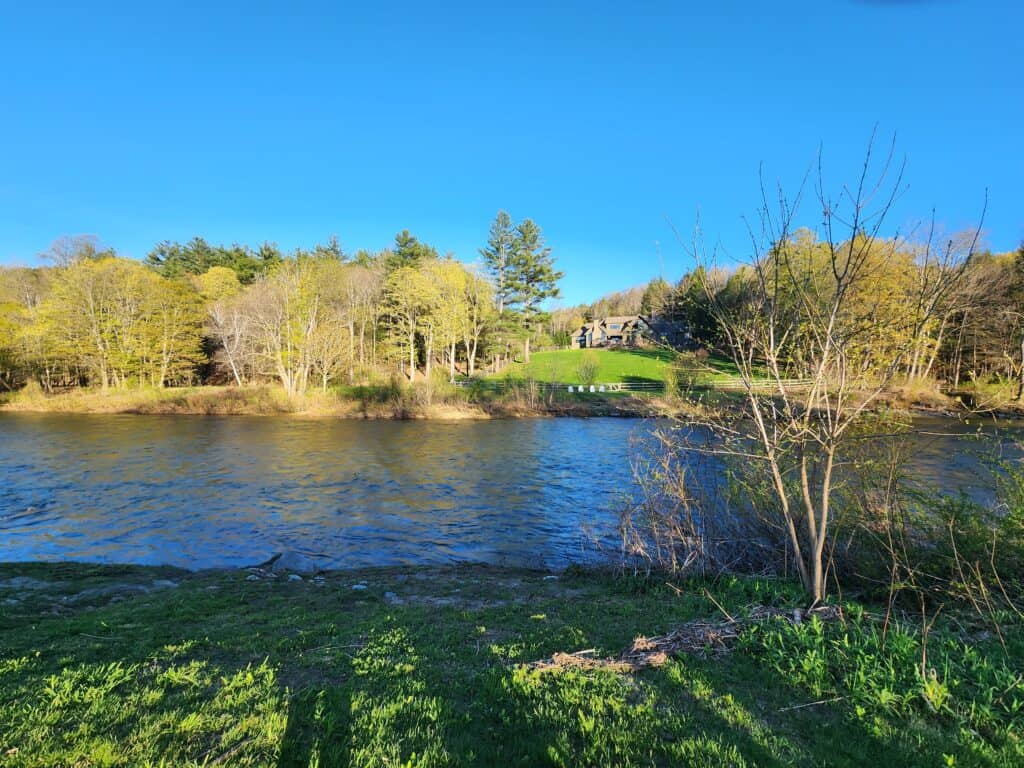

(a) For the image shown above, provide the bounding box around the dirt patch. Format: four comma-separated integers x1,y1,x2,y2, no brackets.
528,604,843,673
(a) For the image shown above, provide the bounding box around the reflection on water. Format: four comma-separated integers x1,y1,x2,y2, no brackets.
0,414,647,569
0,414,1019,570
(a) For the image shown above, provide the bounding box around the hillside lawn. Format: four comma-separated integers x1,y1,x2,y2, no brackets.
490,348,676,385
1,563,1020,766
488,347,746,389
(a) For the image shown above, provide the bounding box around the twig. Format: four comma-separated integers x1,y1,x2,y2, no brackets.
703,588,737,624
81,633,120,641
778,696,844,712
208,737,254,766
301,642,363,654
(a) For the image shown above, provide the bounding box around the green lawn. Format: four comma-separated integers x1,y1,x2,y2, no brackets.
489,348,677,385
1,563,1020,767
485,347,752,393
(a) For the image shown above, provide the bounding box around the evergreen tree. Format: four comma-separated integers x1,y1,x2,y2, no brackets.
311,234,346,261
640,277,672,318
506,218,562,363
144,238,281,284
479,211,515,315
385,230,438,272
676,267,720,346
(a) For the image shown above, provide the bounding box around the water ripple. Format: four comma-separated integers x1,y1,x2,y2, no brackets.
2,413,1011,570
0,414,650,569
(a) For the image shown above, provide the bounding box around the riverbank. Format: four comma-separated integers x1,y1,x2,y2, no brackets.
4,378,1020,422
0,383,675,420
1,562,1020,766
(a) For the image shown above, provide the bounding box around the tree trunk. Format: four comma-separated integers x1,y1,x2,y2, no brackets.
408,330,416,382
922,314,949,381
359,316,366,369
1016,335,1024,401
425,330,433,380
348,317,356,384
227,357,243,387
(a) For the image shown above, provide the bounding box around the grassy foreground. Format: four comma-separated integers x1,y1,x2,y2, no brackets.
1,564,1021,767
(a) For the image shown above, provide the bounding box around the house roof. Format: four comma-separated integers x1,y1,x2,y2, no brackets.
575,315,650,335
603,316,638,326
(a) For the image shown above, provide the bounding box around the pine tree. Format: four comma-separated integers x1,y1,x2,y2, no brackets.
640,277,671,318
507,218,563,363
479,211,515,315
385,230,438,272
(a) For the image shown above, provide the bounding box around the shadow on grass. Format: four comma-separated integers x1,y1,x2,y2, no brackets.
605,347,678,363
277,687,351,768
621,374,663,385
0,564,1011,767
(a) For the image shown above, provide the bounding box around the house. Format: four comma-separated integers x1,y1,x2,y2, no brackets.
571,315,652,349
645,316,693,349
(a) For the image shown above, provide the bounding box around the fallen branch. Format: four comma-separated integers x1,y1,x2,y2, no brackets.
527,604,842,674
703,588,737,624
778,696,844,712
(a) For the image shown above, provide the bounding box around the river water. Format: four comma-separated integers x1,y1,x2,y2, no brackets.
0,414,1019,570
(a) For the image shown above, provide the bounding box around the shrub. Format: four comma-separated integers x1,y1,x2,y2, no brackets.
576,351,600,386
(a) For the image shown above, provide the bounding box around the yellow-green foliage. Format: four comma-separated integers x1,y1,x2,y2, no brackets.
34,257,205,388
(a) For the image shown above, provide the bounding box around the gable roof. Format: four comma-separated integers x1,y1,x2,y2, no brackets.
603,315,638,326
574,315,651,336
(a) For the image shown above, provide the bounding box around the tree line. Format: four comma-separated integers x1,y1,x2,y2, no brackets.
556,231,1023,397
0,213,562,395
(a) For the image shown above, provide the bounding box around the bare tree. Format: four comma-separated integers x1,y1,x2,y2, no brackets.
38,235,109,266
208,296,251,386
681,134,983,603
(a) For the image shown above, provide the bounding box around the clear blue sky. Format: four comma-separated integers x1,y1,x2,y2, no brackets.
1,1,1020,305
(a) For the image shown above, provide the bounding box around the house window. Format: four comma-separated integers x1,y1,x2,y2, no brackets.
609,324,621,330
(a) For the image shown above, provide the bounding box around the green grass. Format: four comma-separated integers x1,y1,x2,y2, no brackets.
1,563,1021,766
489,348,677,385
486,347,750,391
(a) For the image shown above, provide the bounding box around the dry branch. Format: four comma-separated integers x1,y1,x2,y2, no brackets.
527,604,843,674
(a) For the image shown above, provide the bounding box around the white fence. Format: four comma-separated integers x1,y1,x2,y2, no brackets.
450,379,665,393
451,377,815,394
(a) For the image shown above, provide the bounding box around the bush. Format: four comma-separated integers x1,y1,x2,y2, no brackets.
576,351,600,385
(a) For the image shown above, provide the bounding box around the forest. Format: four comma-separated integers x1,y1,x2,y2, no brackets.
0,212,561,396
1,213,1022,406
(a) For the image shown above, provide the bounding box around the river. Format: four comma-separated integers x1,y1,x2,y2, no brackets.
0,414,1019,570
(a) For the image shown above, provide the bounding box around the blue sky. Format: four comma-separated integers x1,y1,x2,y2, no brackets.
0,1,1020,305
